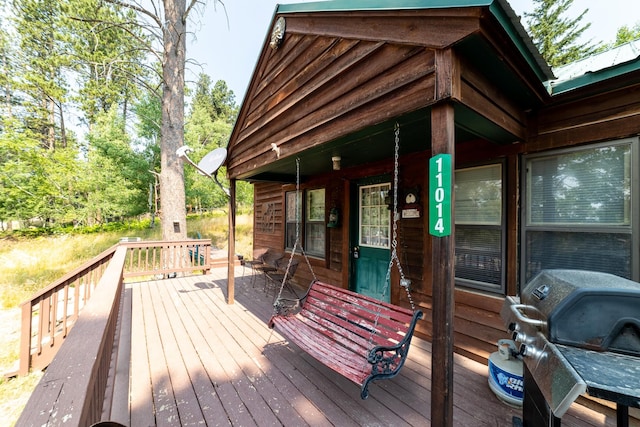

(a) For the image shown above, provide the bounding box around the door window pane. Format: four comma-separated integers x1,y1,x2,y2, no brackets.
359,183,391,248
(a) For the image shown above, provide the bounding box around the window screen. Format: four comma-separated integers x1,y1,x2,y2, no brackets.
523,142,633,282
454,164,504,292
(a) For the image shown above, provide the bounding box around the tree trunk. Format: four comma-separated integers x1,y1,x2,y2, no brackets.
160,0,188,241
58,101,67,148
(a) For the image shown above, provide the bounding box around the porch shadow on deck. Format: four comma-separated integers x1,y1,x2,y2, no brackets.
108,267,622,426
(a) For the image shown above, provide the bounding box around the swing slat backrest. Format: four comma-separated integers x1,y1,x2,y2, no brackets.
269,281,423,399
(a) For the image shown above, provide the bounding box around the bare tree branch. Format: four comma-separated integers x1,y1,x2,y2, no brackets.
184,0,205,24
103,0,162,29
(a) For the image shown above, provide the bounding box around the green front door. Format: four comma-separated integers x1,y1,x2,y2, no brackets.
352,180,391,302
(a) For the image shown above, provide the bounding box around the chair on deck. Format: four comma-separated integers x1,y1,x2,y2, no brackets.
265,258,300,297
247,249,283,288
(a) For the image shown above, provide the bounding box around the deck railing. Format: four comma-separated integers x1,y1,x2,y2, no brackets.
18,239,212,376
16,239,213,426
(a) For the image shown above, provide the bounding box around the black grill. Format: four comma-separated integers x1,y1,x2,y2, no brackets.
502,269,640,426
521,270,640,355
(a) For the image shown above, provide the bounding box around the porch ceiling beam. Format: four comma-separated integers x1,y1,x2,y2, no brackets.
459,71,527,141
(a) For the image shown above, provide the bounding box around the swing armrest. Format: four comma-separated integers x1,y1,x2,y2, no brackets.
272,297,301,317
366,310,423,366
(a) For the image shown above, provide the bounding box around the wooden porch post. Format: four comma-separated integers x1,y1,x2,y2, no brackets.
227,178,236,304
430,102,455,427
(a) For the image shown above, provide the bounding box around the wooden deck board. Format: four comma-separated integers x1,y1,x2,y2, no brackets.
110,267,627,426
129,281,156,427
170,277,290,426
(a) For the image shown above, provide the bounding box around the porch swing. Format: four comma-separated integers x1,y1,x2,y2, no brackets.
268,123,424,399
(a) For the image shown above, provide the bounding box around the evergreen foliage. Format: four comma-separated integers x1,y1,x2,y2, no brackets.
0,0,249,231
524,0,600,68
612,24,640,47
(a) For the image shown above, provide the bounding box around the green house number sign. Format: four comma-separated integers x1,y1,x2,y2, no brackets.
429,154,452,237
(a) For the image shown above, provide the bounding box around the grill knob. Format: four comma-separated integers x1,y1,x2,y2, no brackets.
518,343,542,359
512,330,526,343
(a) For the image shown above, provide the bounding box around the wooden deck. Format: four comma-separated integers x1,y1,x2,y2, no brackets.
107,267,625,426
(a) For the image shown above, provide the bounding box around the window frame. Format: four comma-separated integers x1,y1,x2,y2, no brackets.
520,138,639,284
454,162,506,294
284,188,326,259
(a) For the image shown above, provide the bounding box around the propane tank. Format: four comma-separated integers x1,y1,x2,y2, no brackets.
488,339,523,407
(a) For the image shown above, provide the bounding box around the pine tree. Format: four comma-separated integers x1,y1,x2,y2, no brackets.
12,0,70,149
613,24,640,46
102,0,220,240
66,0,150,128
524,0,601,68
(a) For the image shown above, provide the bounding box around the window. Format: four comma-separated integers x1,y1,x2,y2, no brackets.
359,183,391,248
523,140,635,282
285,191,299,250
306,189,326,257
454,164,504,293
284,188,326,258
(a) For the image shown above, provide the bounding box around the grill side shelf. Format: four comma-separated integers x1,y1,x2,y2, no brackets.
558,344,640,409
529,334,587,417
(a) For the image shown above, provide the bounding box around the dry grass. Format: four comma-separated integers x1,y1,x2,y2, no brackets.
187,212,254,258
0,233,139,308
0,213,253,426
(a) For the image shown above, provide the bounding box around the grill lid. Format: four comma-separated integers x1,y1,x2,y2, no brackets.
521,270,640,355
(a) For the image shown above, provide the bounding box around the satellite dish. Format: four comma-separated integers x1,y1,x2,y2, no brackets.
197,147,227,176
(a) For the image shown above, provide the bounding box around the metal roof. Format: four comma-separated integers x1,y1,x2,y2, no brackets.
547,39,640,95
277,0,494,13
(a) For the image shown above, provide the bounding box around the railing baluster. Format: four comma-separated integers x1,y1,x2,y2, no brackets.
38,298,47,354
74,276,80,322
50,291,58,347
62,284,69,337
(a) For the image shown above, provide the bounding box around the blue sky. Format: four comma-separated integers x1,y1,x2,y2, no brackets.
187,0,640,104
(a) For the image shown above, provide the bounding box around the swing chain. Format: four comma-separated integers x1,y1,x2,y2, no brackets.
366,123,417,355
388,123,416,311
273,158,317,311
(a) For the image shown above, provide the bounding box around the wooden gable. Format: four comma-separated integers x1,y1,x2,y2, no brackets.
226,4,551,182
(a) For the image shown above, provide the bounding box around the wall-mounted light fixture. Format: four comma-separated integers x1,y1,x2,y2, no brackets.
332,156,341,171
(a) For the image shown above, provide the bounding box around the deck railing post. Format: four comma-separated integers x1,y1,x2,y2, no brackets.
227,178,237,304
18,302,32,376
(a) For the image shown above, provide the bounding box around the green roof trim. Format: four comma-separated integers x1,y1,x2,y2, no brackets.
276,0,493,13
549,59,640,95
489,1,554,81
